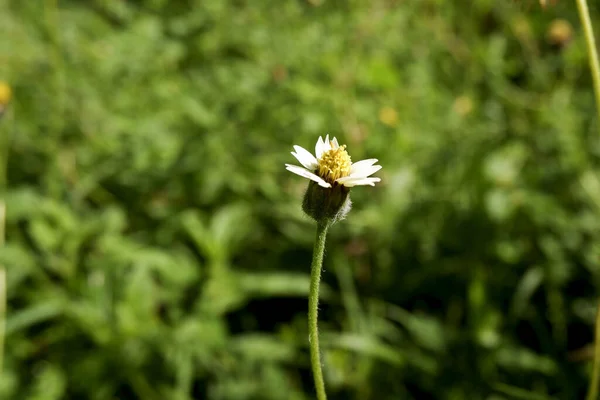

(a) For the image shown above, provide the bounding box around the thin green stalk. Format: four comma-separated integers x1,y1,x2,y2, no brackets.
576,0,600,128
577,1,600,399
588,305,600,400
0,169,6,379
0,103,10,379
0,205,4,377
309,220,330,400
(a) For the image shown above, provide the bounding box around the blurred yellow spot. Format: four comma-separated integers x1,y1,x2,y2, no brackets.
512,17,532,42
453,96,473,116
0,82,11,107
378,106,398,127
547,19,573,48
539,0,557,8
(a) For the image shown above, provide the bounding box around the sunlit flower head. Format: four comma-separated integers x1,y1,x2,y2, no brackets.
285,135,382,188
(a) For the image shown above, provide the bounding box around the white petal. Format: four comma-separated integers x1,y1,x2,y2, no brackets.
291,145,318,169
337,176,381,187
315,136,325,159
331,137,340,149
322,134,331,154
285,164,332,188
350,159,379,174
347,165,382,179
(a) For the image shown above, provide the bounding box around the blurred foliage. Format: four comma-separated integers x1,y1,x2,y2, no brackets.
1,0,600,399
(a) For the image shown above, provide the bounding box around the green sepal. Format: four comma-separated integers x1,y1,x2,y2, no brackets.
302,181,352,224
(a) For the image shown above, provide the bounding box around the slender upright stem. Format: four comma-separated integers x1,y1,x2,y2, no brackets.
576,0,600,130
0,205,4,377
0,107,10,379
576,1,600,399
309,220,330,400
0,168,6,379
588,305,600,400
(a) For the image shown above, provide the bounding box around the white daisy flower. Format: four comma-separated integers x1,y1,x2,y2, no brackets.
285,135,382,188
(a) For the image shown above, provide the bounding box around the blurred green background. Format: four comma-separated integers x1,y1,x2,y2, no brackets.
2,0,600,399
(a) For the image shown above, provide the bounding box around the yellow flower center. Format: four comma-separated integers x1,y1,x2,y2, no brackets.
317,144,352,184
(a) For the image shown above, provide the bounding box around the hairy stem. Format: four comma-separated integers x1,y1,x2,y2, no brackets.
309,220,330,400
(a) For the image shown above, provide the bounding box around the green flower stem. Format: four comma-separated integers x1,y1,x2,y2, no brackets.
0,205,4,378
0,110,9,379
576,1,600,399
588,305,600,400
576,0,600,128
0,153,7,379
309,219,330,400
